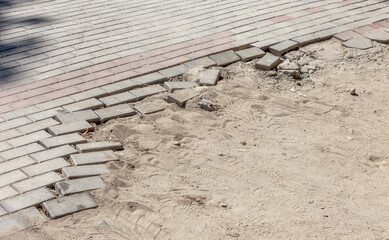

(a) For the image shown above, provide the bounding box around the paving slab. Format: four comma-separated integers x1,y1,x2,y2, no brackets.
130,85,167,100
159,65,189,79
55,176,106,195
39,133,87,149
1,188,55,213
209,50,240,66
134,100,170,115
0,142,12,152
269,40,299,56
63,98,104,112
0,143,45,161
99,92,138,107
70,150,119,165
48,120,94,136
0,207,47,236
164,81,198,92
94,104,136,122
255,53,281,71
27,107,68,122
167,88,201,107
0,207,6,217
0,117,31,133
364,31,389,43
101,79,138,94
56,109,100,124
76,141,123,153
30,145,78,163
7,130,51,148
37,97,75,111
0,186,19,201
22,158,70,177
0,156,36,174
183,57,216,69
235,47,266,61
42,193,98,219
16,118,60,135
132,72,167,86
1,106,41,121
342,36,373,49
62,165,111,179
0,129,23,142
12,171,63,193
69,88,108,102
199,69,220,86
0,170,27,188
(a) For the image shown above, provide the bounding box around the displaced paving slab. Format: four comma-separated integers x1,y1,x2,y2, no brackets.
164,81,198,92
55,176,106,195
159,65,189,79
209,50,240,66
167,88,201,107
269,40,299,56
39,133,87,149
1,188,54,213
62,165,111,179
134,100,170,115
94,104,136,122
70,150,119,165
30,145,78,163
364,31,389,43
342,36,373,49
255,53,281,70
235,47,266,61
76,141,123,153
55,109,100,124
199,69,220,86
48,120,94,136
42,193,98,219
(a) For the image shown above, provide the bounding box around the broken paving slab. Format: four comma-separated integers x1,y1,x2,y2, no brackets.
48,120,94,136
167,88,201,107
342,36,372,49
159,65,189,79
364,31,389,43
255,53,281,71
183,57,216,69
130,85,167,100
30,145,78,163
132,72,167,86
209,50,240,66
42,192,98,219
39,133,87,149
134,100,170,115
99,91,138,107
94,104,136,122
55,176,106,195
269,40,299,56
70,150,119,165
235,47,266,61
1,188,55,213
199,69,220,86
164,81,198,92
56,109,100,124
76,141,123,153
62,165,110,179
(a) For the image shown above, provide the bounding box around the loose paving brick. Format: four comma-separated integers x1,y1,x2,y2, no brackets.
167,88,201,107
269,40,299,56
199,69,220,86
132,72,167,86
99,92,138,107
6,130,51,148
42,193,98,219
0,117,31,133
76,141,123,153
39,133,87,149
342,36,373,49
21,158,70,177
27,107,68,122
55,176,106,195
134,100,170,115
0,143,45,161
0,156,36,174
183,57,216,69
94,104,136,122
0,207,47,235
63,98,104,112
56,109,100,124
159,65,189,79
1,188,55,213
0,186,18,201
209,50,240,66
48,121,94,136
0,129,22,142
364,31,389,43
70,150,119,165
62,165,111,179
255,53,282,71
130,85,167,100
16,118,60,135
164,82,198,92
235,47,266,61
30,145,77,163
101,79,138,94
12,172,63,193
0,170,27,188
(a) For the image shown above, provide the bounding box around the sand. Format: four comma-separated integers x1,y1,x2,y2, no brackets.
5,39,389,240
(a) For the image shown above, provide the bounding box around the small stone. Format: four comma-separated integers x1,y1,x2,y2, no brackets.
240,141,247,146
173,141,181,146
342,36,372,50
278,60,299,70
266,71,278,77
198,99,218,111
218,153,223,156
350,88,356,95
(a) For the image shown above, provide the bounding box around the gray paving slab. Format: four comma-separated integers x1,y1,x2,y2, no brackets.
167,88,201,107
0,156,36,174
0,186,19,201
0,143,45,161
0,142,12,152
48,120,94,136
159,65,189,79
132,72,168,86
0,129,23,142
342,36,373,49
0,170,27,188
99,92,138,107
1,106,41,121
0,207,6,217
76,141,123,153
209,50,240,66
42,192,98,219
63,98,104,112
0,207,47,236
30,145,78,163
55,176,106,196
6,130,51,148
62,165,111,179
55,109,100,124
12,172,63,193
255,53,282,71
183,57,216,69
16,118,60,135
199,69,220,86
235,47,266,61
27,107,68,122
22,158,70,177
269,40,299,56
101,79,138,94
163,81,198,92
134,100,170,115
70,150,119,166
69,88,108,102
0,117,32,133
364,31,389,43
1,188,55,213
37,97,75,111
39,133,87,149
130,85,167,100
94,104,136,122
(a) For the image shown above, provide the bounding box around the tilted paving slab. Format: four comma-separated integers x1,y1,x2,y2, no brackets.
16,118,60,135
0,129,22,142
0,143,45,161
255,53,281,71
94,104,136,122
1,188,55,213
0,117,32,133
199,69,220,86
55,176,106,195
364,31,389,43
0,186,18,201
183,57,216,69
166,88,201,107
99,92,138,107
134,100,170,115
30,145,77,163
42,192,98,219
48,120,94,136
269,40,299,56
70,150,119,166
69,88,108,102
0,170,28,188
63,98,104,112
159,65,189,79
21,158,70,177
132,72,167,86
0,207,47,236
235,47,266,61
76,141,123,153
12,171,63,193
56,109,100,124
101,79,138,94
62,165,111,179
27,107,68,122
39,133,87,149
130,85,167,100
1,106,41,121
164,81,198,92
6,130,51,148
209,50,240,66
0,156,36,174
342,36,373,49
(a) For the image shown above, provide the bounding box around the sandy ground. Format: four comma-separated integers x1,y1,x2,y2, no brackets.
5,39,389,240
